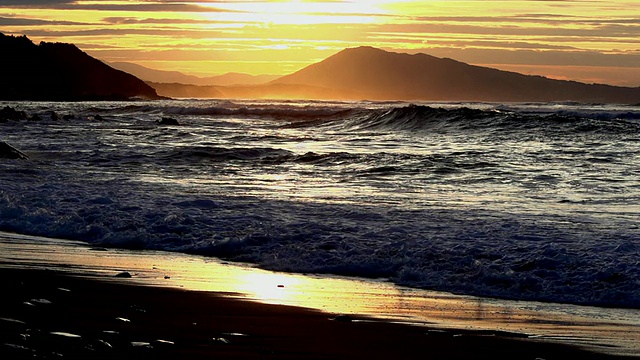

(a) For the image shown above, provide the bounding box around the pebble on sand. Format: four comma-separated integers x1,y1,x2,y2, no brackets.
131,341,153,348
211,337,230,344
29,298,52,305
153,339,175,348
50,332,82,339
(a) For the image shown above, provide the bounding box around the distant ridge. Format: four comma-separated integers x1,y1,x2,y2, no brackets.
0,33,162,101
272,46,640,103
110,62,278,86
147,81,361,100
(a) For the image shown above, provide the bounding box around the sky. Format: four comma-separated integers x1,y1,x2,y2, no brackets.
1,0,639,86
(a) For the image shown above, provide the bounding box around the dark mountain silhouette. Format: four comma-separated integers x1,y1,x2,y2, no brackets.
148,82,225,98
0,33,162,101
147,81,361,100
111,62,278,86
272,46,640,103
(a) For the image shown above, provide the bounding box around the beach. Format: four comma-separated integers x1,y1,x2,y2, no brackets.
1,100,639,359
3,268,635,360
1,232,638,359
2,0,640,356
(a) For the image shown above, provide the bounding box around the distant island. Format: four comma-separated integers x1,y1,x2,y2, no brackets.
2,33,639,104
0,33,162,101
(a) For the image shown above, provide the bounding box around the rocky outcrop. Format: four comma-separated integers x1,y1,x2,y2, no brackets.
0,106,27,122
0,141,29,160
158,117,180,126
0,33,164,101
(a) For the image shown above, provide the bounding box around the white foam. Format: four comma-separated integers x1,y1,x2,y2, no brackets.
0,99,638,308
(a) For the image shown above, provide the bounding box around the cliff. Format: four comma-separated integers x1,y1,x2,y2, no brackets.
0,33,162,101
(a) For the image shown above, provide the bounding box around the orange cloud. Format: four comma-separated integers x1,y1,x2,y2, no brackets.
0,0,638,85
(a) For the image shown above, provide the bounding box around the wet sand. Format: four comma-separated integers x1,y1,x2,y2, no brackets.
1,232,638,359
0,267,633,360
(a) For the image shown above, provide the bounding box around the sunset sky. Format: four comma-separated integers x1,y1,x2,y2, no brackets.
1,0,639,86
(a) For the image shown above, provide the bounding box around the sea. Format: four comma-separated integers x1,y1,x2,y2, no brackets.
0,99,638,309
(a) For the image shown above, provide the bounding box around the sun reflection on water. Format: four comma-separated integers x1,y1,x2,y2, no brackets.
233,272,305,305
1,232,639,357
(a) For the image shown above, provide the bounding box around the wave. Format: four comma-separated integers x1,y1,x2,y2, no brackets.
1,184,637,308
167,105,357,121
158,146,293,163
157,147,393,170
157,147,499,176
52,101,640,138
86,102,358,121
1,99,639,309
327,105,640,135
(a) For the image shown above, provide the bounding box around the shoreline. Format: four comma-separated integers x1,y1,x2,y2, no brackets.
1,231,639,358
1,267,633,360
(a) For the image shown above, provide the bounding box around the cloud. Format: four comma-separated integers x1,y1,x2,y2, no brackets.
21,28,218,37
102,17,231,25
0,16,88,26
0,0,74,4
375,21,640,40
404,47,640,68
414,39,578,51
0,0,220,12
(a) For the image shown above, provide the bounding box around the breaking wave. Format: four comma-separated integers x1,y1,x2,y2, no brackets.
325,104,640,136
1,99,639,309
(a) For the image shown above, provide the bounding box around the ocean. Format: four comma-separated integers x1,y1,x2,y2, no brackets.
1,99,638,308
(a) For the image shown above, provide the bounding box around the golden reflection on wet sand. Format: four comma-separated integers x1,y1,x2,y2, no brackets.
0,231,638,356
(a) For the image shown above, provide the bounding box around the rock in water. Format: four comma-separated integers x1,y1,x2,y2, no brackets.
0,141,29,160
114,271,132,278
159,117,180,126
0,106,27,122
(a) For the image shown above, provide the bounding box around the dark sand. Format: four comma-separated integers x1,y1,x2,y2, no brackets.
0,268,634,360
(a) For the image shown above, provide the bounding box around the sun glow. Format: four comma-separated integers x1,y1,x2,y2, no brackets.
234,272,305,305
198,0,387,25
1,0,639,85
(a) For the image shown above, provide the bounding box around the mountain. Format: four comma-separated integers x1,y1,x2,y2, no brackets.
110,62,278,86
0,33,162,101
148,82,225,99
272,46,640,103
148,81,361,100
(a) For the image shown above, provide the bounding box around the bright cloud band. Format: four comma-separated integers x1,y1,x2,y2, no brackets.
1,0,639,85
